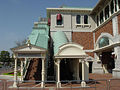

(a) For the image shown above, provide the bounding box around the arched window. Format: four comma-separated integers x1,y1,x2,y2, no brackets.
99,37,109,48
76,15,81,24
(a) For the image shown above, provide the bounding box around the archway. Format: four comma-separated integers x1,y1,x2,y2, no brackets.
94,33,115,74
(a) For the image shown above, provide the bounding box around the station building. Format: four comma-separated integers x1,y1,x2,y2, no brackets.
11,0,120,88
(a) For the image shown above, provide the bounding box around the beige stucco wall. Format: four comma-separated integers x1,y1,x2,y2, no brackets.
49,9,96,42
50,12,72,30
50,10,96,31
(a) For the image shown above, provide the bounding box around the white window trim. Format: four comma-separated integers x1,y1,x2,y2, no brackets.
96,0,120,28
76,15,91,28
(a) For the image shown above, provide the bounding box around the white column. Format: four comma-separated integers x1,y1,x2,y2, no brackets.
41,58,45,87
81,60,86,87
57,59,61,88
109,4,111,17
116,0,119,11
20,60,24,82
13,54,18,87
114,0,116,13
98,14,100,25
24,58,27,65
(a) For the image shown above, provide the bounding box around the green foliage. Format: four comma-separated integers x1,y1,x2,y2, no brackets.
3,71,21,76
0,50,11,63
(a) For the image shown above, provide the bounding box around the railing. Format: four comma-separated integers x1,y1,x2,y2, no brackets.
0,80,3,90
108,79,120,90
23,60,30,79
0,79,119,90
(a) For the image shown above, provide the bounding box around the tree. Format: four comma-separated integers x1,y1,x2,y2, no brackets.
0,51,11,65
15,39,27,47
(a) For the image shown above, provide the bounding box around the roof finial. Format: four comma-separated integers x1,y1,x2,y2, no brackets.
27,39,31,46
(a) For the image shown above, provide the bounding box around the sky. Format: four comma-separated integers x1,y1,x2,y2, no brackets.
0,0,98,53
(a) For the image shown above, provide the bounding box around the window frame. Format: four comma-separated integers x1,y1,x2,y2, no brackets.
84,15,89,24
76,15,81,24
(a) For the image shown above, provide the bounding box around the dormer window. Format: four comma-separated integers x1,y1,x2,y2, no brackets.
84,15,88,24
76,15,81,24
57,14,62,25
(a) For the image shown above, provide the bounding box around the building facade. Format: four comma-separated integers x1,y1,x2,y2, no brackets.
47,0,120,78
11,0,120,88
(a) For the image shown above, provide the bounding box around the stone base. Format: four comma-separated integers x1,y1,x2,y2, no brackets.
93,67,104,74
92,60,104,74
13,82,17,88
57,82,61,88
81,81,86,87
112,69,120,78
41,82,45,88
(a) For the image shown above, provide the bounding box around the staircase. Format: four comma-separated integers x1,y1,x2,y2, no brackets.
24,58,42,81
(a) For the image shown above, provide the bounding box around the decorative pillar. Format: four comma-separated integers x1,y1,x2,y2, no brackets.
41,58,45,87
24,58,27,65
13,54,18,87
113,46,120,78
57,59,61,88
81,59,86,87
20,60,24,82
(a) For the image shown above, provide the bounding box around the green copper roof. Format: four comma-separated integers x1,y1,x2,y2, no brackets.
36,34,49,49
52,31,68,55
28,22,49,49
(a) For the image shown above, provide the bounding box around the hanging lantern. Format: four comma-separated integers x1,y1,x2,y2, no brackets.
48,18,51,26
57,14,62,20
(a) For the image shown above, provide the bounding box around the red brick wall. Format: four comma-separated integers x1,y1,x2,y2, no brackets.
95,20,113,42
118,14,120,34
72,32,94,50
86,52,94,57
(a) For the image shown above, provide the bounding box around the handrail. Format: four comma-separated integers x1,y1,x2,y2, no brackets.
23,59,31,79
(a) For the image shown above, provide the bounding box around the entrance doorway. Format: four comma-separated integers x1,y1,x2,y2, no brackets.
101,51,115,73
60,59,73,80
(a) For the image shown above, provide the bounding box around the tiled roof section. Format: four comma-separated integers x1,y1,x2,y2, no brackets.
28,22,49,49
35,34,49,49
52,31,68,55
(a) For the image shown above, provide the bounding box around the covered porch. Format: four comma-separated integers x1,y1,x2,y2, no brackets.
54,43,89,87
11,43,47,88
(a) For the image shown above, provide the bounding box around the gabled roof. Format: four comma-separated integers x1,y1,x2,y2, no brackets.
11,44,47,53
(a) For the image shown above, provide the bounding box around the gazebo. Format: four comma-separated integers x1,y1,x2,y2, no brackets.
11,42,47,87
